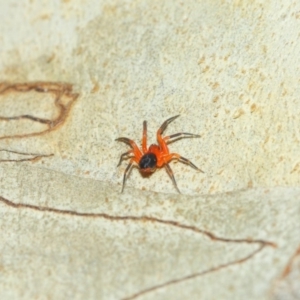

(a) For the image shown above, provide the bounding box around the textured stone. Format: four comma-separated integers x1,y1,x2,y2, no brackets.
0,1,300,299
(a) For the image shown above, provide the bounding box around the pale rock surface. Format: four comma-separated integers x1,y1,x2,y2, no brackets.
0,1,299,299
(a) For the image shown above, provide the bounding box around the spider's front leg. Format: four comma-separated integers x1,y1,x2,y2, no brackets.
164,132,201,143
156,115,180,153
158,115,180,135
142,120,148,153
115,137,142,161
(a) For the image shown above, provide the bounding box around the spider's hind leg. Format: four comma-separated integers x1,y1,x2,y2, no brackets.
178,155,204,173
164,153,204,173
121,159,134,193
164,163,181,193
117,150,133,167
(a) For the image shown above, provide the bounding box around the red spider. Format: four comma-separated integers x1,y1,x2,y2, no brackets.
115,115,203,193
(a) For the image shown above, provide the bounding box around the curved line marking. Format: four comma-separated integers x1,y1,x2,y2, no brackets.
0,195,276,299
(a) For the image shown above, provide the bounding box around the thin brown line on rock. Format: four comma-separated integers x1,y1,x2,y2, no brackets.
0,82,79,139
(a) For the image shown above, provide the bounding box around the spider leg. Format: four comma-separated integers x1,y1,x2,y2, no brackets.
117,150,133,167
158,115,180,135
121,159,134,193
157,115,180,153
115,137,142,160
142,120,147,153
178,155,204,173
164,153,204,173
164,132,201,143
115,137,138,148
164,163,181,193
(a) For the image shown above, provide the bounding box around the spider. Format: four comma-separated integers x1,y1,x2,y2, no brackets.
115,115,203,193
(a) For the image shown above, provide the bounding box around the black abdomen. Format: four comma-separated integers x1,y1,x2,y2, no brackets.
139,153,157,169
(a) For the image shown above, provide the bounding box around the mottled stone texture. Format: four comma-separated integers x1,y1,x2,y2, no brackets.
0,1,299,299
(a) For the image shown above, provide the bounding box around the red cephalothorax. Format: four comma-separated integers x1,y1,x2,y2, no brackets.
116,115,203,193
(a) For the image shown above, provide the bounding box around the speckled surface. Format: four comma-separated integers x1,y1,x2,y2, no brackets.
0,1,300,299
